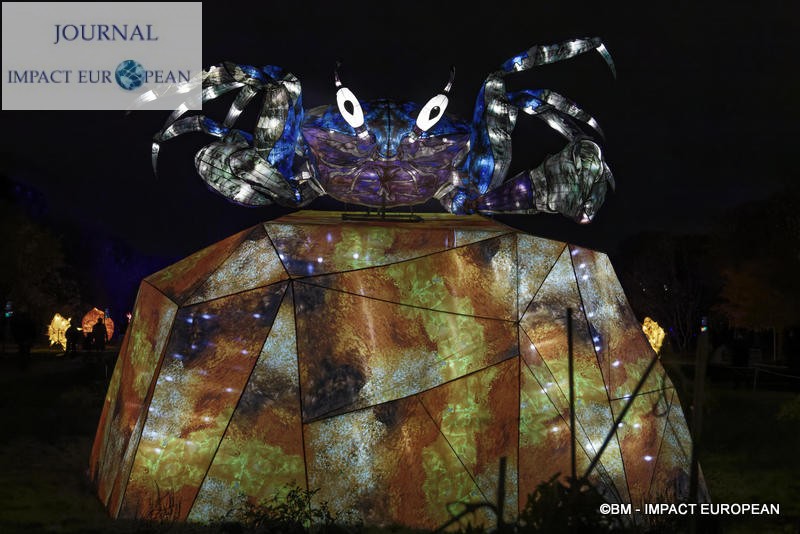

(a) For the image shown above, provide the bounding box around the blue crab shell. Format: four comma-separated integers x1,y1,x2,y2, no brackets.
302,100,471,208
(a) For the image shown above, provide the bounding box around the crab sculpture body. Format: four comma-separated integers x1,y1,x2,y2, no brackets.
90,39,710,528
154,37,616,223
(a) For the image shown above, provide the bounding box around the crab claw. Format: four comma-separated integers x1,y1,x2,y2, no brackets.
474,138,614,223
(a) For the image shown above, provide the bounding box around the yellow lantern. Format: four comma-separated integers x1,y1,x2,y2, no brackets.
642,316,666,354
47,313,71,350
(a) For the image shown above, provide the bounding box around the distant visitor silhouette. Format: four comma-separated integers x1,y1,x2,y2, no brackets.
93,317,108,351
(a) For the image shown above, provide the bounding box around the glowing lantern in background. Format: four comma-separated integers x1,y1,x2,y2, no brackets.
642,316,665,354
48,313,71,350
82,307,115,340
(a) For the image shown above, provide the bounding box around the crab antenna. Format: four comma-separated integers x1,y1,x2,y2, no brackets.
333,60,368,134
443,66,455,94
334,60,343,88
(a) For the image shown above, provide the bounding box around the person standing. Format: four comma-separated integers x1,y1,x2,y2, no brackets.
93,317,108,352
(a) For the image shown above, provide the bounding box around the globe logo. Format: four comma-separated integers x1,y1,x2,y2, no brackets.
115,60,145,90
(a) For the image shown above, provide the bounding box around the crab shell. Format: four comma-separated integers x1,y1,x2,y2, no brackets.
302,100,471,208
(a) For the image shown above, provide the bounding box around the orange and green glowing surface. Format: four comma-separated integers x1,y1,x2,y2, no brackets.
90,211,701,528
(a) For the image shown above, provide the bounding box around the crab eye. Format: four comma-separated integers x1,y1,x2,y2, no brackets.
336,87,365,129
416,93,449,132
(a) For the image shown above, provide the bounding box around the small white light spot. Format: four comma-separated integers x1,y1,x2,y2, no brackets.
253,313,262,319
587,312,595,318
279,253,285,260
225,387,234,393
581,274,589,281
551,426,559,433
353,252,359,259
612,360,621,367
579,263,586,269
154,447,162,454
571,249,579,256
644,455,653,462
317,257,323,263
164,376,173,382
594,345,601,351
634,423,641,429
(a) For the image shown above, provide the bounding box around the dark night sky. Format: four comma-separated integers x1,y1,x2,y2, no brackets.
1,1,798,310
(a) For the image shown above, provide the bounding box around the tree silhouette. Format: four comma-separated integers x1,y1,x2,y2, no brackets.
712,185,800,360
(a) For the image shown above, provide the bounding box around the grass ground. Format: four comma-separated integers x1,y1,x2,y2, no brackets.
697,384,800,533
0,348,798,533
0,349,219,533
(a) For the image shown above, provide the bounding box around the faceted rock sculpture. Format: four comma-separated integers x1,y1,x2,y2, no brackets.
90,211,700,529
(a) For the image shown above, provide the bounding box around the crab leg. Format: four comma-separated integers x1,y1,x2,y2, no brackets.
152,62,320,208
500,37,615,76
459,38,614,202
508,89,605,139
448,37,615,221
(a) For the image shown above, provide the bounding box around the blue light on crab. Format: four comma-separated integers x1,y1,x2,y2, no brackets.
153,37,616,223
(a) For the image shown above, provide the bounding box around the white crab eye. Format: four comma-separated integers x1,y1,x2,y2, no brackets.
416,93,449,132
336,87,365,129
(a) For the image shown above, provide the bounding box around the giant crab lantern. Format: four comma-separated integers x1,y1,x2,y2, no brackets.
153,37,615,222
91,38,706,529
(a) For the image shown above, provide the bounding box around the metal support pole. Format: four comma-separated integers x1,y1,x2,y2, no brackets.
567,308,576,483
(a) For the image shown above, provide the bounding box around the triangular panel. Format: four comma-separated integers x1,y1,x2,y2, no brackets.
519,329,608,482
520,329,571,421
418,358,519,524
294,282,517,421
266,217,512,278
517,235,566,320
519,362,598,505
611,390,673,508
304,395,490,530
519,247,630,504
570,246,666,398
308,234,516,320
99,281,178,516
453,229,513,247
146,226,254,304
188,286,304,521
185,225,289,305
119,283,287,520
647,389,693,503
